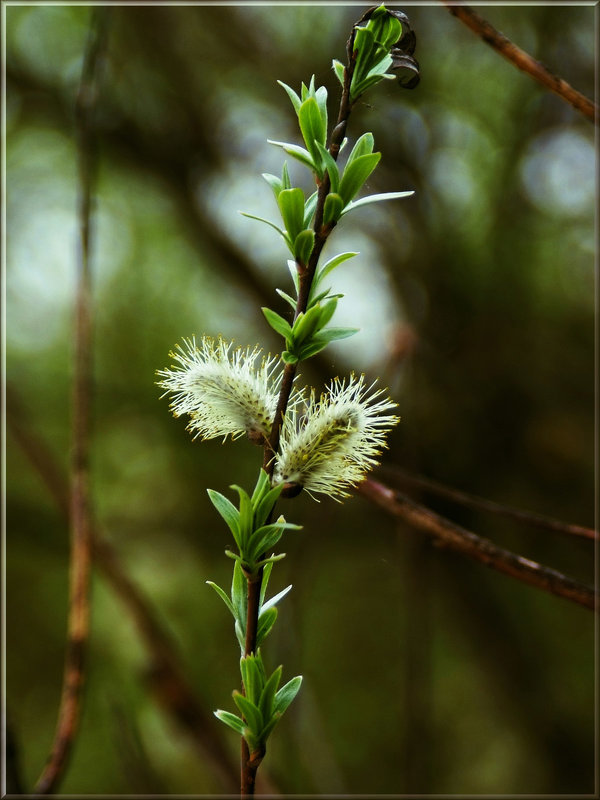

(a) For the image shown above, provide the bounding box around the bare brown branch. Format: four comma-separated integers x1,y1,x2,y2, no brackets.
34,9,110,794
441,2,597,123
378,466,597,541
359,479,597,612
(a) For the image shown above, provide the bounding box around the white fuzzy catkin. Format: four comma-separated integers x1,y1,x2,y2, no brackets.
158,336,284,442
274,374,399,499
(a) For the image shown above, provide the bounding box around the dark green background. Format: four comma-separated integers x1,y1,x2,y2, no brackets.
6,3,595,795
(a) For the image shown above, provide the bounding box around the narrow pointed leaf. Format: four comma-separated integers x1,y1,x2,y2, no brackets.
259,665,283,723
262,172,282,200
262,307,293,340
207,489,241,546
261,584,293,614
274,675,303,715
323,193,344,226
256,606,278,647
278,188,305,242
206,581,237,621
340,190,414,216
214,710,246,736
260,561,274,608
339,152,381,206
294,229,315,265
277,80,301,113
303,191,318,228
268,140,315,172
251,469,270,505
233,692,263,735
254,483,285,529
276,288,297,309
240,211,286,239
316,251,358,285
317,297,338,329
316,142,340,194
286,259,299,293
332,58,345,86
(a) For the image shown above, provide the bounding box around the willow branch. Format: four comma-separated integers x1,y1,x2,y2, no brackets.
441,2,597,124
378,466,597,541
6,385,285,794
359,479,597,611
33,9,109,793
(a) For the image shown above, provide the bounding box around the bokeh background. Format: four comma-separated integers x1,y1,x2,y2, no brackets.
5,3,596,795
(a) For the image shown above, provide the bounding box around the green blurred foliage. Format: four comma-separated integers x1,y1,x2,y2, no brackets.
5,4,595,795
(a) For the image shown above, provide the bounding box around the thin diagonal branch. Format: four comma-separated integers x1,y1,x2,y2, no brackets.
34,9,110,794
441,2,597,124
378,465,597,541
359,479,597,611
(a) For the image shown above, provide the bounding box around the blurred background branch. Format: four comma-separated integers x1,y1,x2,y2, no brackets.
441,2,597,123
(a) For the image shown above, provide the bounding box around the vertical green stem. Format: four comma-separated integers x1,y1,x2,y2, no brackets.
239,15,363,796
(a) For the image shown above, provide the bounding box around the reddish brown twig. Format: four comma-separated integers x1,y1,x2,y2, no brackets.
34,9,109,794
359,479,597,611
378,466,597,541
441,2,597,124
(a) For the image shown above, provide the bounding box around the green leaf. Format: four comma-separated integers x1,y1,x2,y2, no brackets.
233,692,264,735
262,307,293,340
282,162,292,190
261,584,293,614
251,469,270,506
268,140,315,173
206,581,237,621
315,142,340,194
240,655,262,706
262,172,282,200
294,229,315,265
340,190,414,216
240,211,288,242
214,709,246,736
247,524,285,564
207,489,241,548
317,297,338,329
281,351,298,365
254,484,285,529
256,606,278,647
339,152,381,206
255,553,287,569
286,259,300,293
235,620,245,651
277,80,301,113
291,304,323,346
277,188,305,242
332,58,345,87
259,665,282,724
298,97,326,176
296,341,328,360
274,675,303,715
259,561,274,608
313,326,359,344
296,327,358,361
323,193,344,227
303,191,318,228
231,484,253,551
314,251,358,287
276,288,297,310
345,132,375,167
232,560,247,628
259,711,281,743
